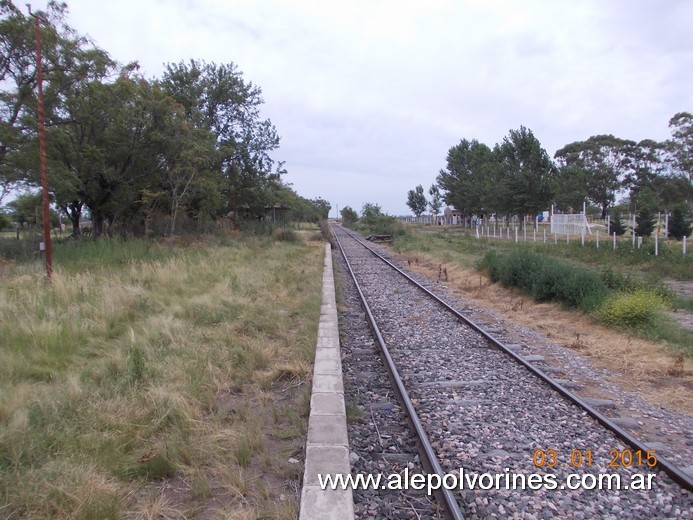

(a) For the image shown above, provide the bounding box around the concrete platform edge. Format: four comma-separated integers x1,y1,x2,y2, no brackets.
299,243,354,520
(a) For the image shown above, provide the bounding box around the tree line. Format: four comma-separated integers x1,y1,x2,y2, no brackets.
0,1,329,239
408,116,692,235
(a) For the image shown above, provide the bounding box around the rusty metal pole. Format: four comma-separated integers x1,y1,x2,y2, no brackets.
30,5,52,280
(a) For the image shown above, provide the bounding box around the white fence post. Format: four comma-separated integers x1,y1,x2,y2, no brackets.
613,232,616,250
607,214,610,235
596,230,600,248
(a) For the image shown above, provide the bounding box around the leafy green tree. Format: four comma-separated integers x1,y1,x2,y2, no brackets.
161,60,280,225
6,192,58,227
406,184,427,217
340,205,358,227
666,112,692,183
46,72,156,238
361,202,383,225
555,135,635,219
552,164,588,212
437,138,495,217
668,206,692,240
496,126,555,227
0,1,93,204
310,198,331,220
0,209,10,230
428,184,442,223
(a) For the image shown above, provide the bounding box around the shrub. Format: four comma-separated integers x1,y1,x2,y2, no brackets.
598,289,667,328
600,267,637,292
668,206,692,240
610,213,626,236
274,227,298,242
636,208,656,238
0,235,42,261
531,260,567,301
556,269,608,311
478,251,503,283
499,250,543,292
479,250,608,312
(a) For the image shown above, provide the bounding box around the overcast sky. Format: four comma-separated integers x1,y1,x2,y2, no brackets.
28,0,693,216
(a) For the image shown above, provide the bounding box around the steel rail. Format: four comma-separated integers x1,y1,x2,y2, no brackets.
335,224,693,492
332,227,466,520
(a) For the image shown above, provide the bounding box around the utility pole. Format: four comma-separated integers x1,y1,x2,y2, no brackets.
28,4,52,280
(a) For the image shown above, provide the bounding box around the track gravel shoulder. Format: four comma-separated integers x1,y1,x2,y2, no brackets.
335,229,692,518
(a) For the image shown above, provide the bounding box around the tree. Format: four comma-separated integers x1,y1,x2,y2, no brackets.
6,191,58,227
552,164,588,212
437,138,495,217
46,72,156,238
361,202,383,225
428,184,442,223
610,213,626,236
666,112,692,183
555,135,635,219
0,209,10,230
406,184,426,217
635,207,656,239
161,60,281,226
340,206,358,227
668,206,691,240
310,198,331,220
1,1,114,204
496,126,555,227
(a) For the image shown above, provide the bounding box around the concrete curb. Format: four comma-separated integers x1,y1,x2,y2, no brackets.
299,244,354,520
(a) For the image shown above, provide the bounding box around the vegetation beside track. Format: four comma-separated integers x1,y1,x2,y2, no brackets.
0,228,325,519
391,226,693,356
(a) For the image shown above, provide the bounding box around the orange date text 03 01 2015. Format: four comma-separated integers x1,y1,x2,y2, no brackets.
532,449,658,468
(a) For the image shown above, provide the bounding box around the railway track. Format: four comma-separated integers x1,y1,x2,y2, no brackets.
332,224,692,519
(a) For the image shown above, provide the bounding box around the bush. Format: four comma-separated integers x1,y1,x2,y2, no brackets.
499,250,543,292
610,213,626,236
668,206,692,240
557,270,608,311
274,227,298,242
0,236,42,261
531,260,567,301
479,251,503,283
598,289,667,328
478,250,608,312
600,267,637,292
636,208,656,238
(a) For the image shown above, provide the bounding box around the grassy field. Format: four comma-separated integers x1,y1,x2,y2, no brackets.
394,225,693,279
0,229,325,519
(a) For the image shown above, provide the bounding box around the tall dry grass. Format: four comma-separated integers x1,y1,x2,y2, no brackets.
0,233,324,519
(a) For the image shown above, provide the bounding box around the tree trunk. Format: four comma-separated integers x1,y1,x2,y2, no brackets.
92,212,104,240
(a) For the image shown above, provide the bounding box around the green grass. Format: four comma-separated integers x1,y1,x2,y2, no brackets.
0,231,325,518
394,226,693,280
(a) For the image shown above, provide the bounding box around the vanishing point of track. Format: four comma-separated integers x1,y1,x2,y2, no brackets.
332,224,692,519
